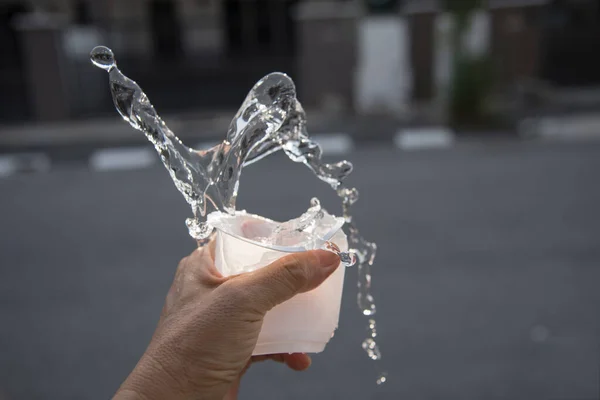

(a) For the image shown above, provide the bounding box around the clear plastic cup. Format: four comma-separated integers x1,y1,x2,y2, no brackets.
207,211,347,355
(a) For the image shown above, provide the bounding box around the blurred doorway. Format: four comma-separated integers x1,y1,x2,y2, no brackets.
0,3,27,71
541,0,600,86
149,0,183,60
221,0,298,106
0,2,30,121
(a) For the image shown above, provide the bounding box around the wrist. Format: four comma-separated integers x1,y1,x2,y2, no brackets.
114,351,227,400
113,388,151,400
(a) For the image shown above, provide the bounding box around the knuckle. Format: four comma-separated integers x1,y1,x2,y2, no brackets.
215,280,258,314
176,256,190,273
280,255,310,289
217,280,246,304
176,248,217,283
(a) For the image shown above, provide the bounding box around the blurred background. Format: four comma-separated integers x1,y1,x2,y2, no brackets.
1,0,600,399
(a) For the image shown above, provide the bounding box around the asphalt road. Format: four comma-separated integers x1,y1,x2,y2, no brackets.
1,141,599,400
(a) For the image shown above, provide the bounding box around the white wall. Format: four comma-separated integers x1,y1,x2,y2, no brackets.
178,0,223,54
355,15,412,115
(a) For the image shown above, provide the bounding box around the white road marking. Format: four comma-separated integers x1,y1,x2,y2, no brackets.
312,133,354,155
394,127,455,150
519,114,600,140
0,153,51,177
0,157,17,177
89,147,155,171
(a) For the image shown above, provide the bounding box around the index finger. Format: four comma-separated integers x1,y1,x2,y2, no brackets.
196,232,217,261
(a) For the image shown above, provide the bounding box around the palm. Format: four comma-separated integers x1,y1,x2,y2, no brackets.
223,353,312,400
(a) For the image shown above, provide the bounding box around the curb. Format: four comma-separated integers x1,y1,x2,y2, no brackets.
2,123,600,178
89,147,155,171
0,129,472,178
394,127,455,150
518,113,600,141
0,153,51,177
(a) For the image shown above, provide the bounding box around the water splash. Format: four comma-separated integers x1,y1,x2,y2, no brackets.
376,372,388,385
362,319,381,361
91,45,385,384
239,198,353,257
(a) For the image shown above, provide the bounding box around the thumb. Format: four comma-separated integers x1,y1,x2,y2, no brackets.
236,250,340,314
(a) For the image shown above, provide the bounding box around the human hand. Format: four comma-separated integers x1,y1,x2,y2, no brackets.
114,237,340,400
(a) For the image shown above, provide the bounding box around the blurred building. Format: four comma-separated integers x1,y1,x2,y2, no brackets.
1,0,600,123
0,0,307,121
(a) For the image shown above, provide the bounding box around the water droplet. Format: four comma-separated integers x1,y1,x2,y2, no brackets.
359,293,376,316
376,372,388,385
368,318,377,337
342,251,357,267
90,46,115,70
362,338,381,360
339,251,356,267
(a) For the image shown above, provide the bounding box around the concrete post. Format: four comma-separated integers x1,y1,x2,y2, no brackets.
407,11,436,102
15,12,70,121
294,1,358,114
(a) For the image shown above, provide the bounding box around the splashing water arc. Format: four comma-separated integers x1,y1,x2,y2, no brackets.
90,45,385,384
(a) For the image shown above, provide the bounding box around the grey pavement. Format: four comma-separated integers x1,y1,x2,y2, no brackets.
1,141,600,399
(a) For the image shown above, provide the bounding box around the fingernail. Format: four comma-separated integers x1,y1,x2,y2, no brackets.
315,250,340,268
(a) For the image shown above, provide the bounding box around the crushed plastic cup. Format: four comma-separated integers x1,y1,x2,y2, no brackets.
207,210,347,356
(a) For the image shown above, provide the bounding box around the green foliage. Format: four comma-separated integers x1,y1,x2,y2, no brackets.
443,0,495,128
448,54,494,128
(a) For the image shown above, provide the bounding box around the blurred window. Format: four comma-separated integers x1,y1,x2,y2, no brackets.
149,0,183,59
224,0,242,53
0,2,30,121
0,3,29,69
541,0,600,85
74,0,92,25
223,0,297,56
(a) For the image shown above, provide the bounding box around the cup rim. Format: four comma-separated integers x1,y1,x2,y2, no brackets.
208,210,345,253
